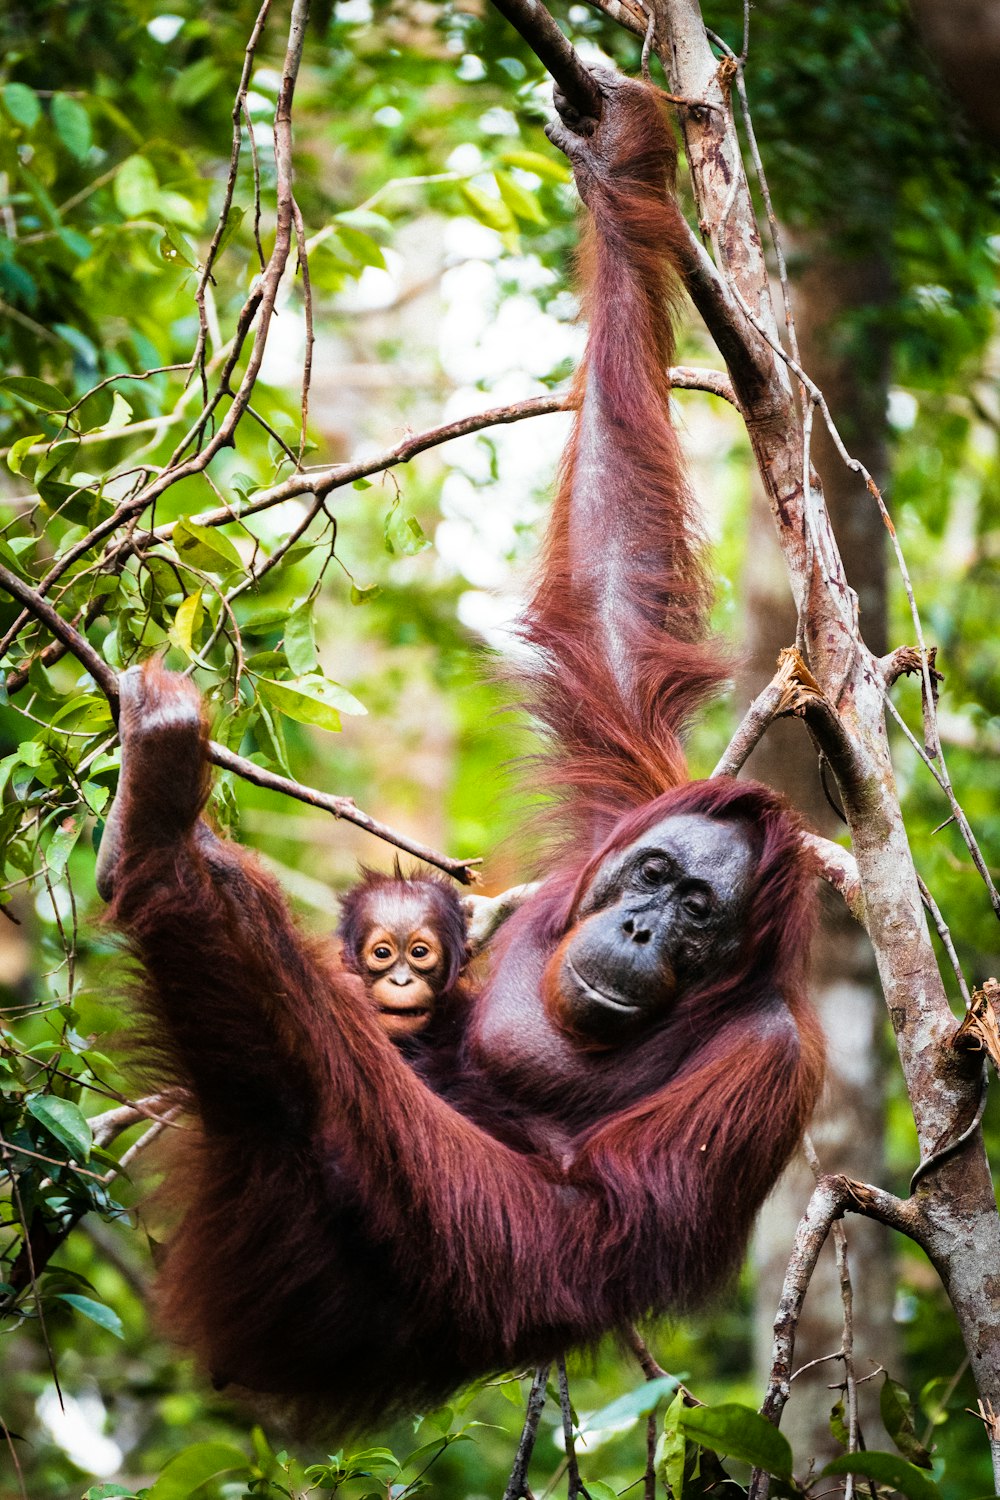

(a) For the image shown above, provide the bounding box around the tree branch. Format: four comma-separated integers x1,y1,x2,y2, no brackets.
490,0,603,118
0,562,481,884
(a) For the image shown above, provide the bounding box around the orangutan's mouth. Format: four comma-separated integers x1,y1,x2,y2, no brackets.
565,958,640,1013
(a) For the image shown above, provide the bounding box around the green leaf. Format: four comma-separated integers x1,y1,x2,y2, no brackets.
159,229,196,270
6,433,42,475
47,815,83,878
146,1441,250,1500
3,82,40,130
880,1373,934,1468
26,1094,92,1160
821,1451,943,1500
585,1484,618,1500
37,478,107,527
334,222,387,269
829,1397,849,1447
678,1404,793,1481
230,471,259,502
51,93,92,158
83,1485,137,1499
35,437,79,482
259,674,366,734
173,517,244,577
495,170,546,225
499,148,572,183
99,392,134,432
0,375,71,412
335,208,393,237
384,508,431,557
58,227,92,260
169,589,204,657
350,582,381,605
284,599,318,675
216,204,245,258
656,1390,687,1499
114,154,160,218
56,1293,124,1339
585,1376,681,1431
460,182,517,234
170,56,224,108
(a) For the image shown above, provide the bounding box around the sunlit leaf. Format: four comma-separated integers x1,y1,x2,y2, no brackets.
460,182,517,234
99,392,134,432
47,815,83,878
173,517,244,577
495,170,546,225
350,582,381,605
259,673,366,733
284,598,318,675
6,433,42,475
159,230,196,269
114,154,160,218
499,148,572,183
169,589,204,657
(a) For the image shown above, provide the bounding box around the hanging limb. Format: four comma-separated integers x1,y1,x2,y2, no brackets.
0,561,481,885
504,1364,552,1500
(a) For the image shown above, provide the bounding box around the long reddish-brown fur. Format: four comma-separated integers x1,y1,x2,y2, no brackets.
102,69,823,1435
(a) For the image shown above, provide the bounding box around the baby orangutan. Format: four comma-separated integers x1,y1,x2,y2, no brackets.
338,868,470,1042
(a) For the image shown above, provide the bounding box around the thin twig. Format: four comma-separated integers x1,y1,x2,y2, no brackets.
504,1364,551,1500
557,1361,589,1500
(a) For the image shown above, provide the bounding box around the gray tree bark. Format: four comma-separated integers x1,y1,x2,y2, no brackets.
745,243,898,1465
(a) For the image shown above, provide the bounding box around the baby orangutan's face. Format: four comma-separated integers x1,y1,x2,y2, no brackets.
360,895,449,1039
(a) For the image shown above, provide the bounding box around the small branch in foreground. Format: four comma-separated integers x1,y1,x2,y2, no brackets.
750,1172,918,1500
712,646,864,804
208,742,481,884
130,368,735,547
712,646,810,777
802,834,864,927
503,1363,551,1500
0,562,480,885
557,1360,589,1500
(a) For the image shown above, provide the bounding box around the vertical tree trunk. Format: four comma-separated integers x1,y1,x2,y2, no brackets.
743,242,897,1462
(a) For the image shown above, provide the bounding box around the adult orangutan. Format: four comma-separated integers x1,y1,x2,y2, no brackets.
97,66,823,1431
